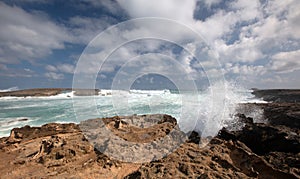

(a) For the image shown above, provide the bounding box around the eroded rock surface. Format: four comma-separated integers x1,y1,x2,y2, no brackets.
0,111,299,178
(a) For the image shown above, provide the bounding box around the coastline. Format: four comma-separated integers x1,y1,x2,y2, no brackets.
0,88,100,97
252,89,300,103
0,89,299,178
0,107,299,178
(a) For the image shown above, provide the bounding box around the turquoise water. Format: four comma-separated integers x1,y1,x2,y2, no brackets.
0,89,263,137
0,91,182,136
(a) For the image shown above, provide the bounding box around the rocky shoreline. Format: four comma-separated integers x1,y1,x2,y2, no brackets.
0,88,100,97
252,89,300,103
0,89,299,178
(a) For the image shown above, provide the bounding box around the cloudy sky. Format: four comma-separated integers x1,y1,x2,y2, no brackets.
0,0,299,90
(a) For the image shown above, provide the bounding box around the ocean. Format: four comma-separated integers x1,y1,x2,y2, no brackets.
0,87,266,137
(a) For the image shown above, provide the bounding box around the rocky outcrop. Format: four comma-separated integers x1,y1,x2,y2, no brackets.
0,88,100,97
252,89,300,103
125,111,299,179
79,114,186,163
73,89,100,96
0,88,71,97
0,109,299,178
125,138,297,179
0,122,137,178
242,103,300,128
217,111,300,177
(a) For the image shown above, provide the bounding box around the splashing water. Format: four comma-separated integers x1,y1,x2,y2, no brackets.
184,81,264,137
0,82,266,137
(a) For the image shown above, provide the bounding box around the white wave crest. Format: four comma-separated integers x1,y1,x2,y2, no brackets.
0,86,19,92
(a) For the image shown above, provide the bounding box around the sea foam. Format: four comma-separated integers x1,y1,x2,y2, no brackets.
0,83,266,137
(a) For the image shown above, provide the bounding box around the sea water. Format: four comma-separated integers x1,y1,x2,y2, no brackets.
0,86,266,137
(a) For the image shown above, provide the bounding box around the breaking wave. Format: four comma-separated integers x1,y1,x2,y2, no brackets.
0,82,266,137
0,86,19,92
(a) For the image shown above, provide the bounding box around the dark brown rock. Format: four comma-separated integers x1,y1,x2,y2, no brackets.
0,110,299,178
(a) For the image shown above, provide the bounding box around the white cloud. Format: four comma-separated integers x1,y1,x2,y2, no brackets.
195,0,299,66
0,2,72,64
116,0,196,22
45,63,75,74
2,0,299,88
45,72,64,80
229,0,261,21
270,50,300,73
225,63,266,75
215,37,265,63
285,2,300,39
0,1,124,65
71,0,297,88
196,11,239,43
112,0,267,66
112,0,300,88
57,64,75,74
201,0,222,8
45,65,57,72
24,68,33,72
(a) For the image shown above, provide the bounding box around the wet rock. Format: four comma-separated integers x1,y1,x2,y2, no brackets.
187,131,201,144
219,119,300,155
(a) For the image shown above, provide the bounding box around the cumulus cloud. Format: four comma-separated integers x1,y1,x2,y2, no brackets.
0,2,74,64
57,64,75,74
116,0,196,22
45,63,75,74
45,72,64,80
108,0,299,88
201,0,222,8
71,0,299,88
1,0,299,88
270,50,300,73
45,65,58,72
44,63,75,80
0,1,118,65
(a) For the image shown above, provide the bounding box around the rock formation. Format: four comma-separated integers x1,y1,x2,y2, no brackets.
0,89,299,178
0,88,100,97
0,109,298,178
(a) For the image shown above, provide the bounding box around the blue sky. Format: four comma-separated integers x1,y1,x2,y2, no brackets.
0,0,299,90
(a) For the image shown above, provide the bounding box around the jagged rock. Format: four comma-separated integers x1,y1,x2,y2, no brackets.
80,114,185,163
187,131,201,144
125,137,297,178
0,111,299,178
219,117,300,155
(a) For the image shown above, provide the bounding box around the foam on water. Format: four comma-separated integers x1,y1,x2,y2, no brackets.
0,86,19,92
0,117,35,136
0,84,267,137
47,91,75,99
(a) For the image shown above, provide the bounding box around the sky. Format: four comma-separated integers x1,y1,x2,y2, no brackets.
0,0,299,90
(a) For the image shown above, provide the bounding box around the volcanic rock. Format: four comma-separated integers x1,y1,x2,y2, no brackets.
0,111,298,178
